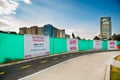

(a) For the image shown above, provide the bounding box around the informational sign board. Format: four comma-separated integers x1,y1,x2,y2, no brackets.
108,41,117,50
93,40,102,50
24,34,50,59
67,38,78,52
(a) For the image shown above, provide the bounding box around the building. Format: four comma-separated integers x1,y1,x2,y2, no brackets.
44,24,55,37
19,27,27,34
26,28,31,34
37,27,44,35
30,26,38,34
19,24,66,38
65,34,70,38
43,24,65,38
60,29,65,38
100,17,112,39
19,26,39,35
55,28,60,38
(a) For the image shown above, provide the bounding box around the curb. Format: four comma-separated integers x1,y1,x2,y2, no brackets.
105,64,110,80
105,54,120,80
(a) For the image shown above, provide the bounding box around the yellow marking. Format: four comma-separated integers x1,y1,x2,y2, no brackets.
12,61,18,64
21,65,31,69
53,57,58,60
40,60,48,64
0,72,5,75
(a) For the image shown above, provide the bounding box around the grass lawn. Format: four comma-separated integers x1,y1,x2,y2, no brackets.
115,55,120,61
110,66,120,80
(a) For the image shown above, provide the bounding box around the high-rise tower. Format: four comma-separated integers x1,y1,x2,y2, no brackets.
100,17,112,39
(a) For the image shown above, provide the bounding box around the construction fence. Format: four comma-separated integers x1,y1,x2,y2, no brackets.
0,32,120,63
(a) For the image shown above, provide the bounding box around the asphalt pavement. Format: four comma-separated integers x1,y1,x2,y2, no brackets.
0,50,118,80
19,51,120,80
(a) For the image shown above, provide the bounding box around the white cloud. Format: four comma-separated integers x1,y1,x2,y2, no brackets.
0,0,31,15
0,21,9,27
0,15,54,33
23,0,31,4
0,0,32,31
0,0,19,15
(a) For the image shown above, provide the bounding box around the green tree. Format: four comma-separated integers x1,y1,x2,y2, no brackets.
93,36,100,40
112,33,117,40
72,33,75,38
76,36,81,40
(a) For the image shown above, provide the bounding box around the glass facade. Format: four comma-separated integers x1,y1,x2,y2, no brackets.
44,24,54,37
100,17,112,39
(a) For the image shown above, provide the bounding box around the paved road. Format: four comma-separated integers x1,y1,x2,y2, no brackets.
19,51,120,80
0,50,118,80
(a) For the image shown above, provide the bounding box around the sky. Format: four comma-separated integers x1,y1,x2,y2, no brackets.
0,0,120,39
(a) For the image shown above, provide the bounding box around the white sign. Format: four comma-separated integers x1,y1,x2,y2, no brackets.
24,34,50,59
93,40,102,50
108,41,117,50
67,38,78,52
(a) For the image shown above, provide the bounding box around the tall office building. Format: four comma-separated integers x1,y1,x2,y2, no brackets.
100,17,112,39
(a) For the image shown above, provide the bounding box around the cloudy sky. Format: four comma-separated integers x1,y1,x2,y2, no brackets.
0,0,120,39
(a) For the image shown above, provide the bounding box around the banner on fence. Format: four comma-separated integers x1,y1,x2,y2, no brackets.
24,34,50,59
93,40,102,50
67,38,78,52
108,41,117,50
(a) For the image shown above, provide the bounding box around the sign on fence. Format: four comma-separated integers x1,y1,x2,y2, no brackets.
108,41,117,50
67,38,78,52
93,40,102,50
24,34,50,59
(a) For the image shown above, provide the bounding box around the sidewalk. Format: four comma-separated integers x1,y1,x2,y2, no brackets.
19,51,120,80
111,59,120,68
